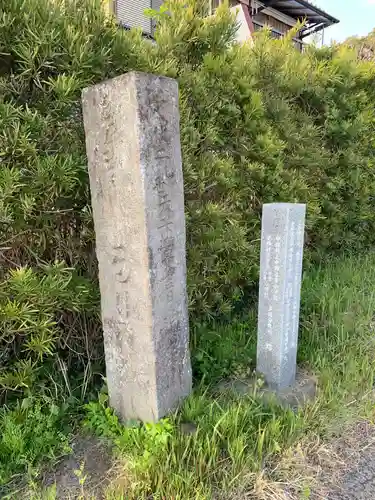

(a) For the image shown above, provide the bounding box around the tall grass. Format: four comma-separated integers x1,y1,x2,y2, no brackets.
82,253,375,499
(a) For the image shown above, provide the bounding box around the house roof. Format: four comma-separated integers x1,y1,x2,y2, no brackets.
259,0,339,38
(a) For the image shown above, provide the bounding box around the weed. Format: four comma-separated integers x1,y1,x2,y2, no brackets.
28,483,57,500
0,395,71,492
74,461,88,499
84,393,173,469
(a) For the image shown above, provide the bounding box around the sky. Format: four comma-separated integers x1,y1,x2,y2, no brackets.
314,0,375,43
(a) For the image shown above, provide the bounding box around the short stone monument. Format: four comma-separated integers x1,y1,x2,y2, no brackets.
257,203,306,391
82,71,192,422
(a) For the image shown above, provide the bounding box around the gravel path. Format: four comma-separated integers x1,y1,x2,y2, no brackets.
313,421,375,500
327,445,375,499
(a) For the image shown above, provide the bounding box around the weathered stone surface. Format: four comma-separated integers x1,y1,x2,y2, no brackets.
82,71,192,422
257,203,306,391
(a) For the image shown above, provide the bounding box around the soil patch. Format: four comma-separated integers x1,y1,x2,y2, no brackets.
42,435,114,499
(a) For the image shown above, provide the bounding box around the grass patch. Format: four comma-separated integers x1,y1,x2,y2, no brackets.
3,253,375,498
81,253,375,498
0,395,72,496
299,255,375,432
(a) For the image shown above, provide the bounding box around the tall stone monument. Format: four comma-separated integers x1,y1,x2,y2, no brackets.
82,72,192,422
257,203,306,390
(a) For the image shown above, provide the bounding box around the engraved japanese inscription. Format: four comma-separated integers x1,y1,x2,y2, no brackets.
257,203,306,390
82,72,192,422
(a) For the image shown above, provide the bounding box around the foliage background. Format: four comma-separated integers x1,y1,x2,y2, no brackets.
1,0,375,401
346,28,375,62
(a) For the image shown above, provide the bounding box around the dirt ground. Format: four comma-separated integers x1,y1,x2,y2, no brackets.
42,435,114,499
312,420,375,500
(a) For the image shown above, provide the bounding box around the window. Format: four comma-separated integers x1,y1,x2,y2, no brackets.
114,0,163,35
252,13,304,51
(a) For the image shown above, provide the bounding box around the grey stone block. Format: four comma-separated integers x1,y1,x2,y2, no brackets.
82,71,192,422
257,203,306,391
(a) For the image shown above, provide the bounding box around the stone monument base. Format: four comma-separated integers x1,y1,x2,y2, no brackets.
218,369,317,411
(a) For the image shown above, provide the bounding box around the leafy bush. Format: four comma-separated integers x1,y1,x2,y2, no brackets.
1,0,375,397
0,264,97,400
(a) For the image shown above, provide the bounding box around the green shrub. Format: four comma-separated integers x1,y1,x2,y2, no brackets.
0,263,98,399
192,314,257,382
1,0,375,397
